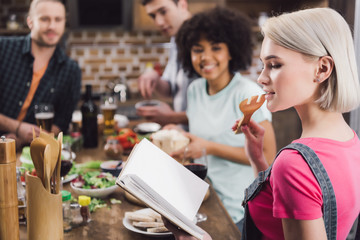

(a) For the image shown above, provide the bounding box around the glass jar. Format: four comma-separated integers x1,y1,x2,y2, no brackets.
78,195,91,224
70,203,82,228
61,190,72,232
104,138,123,159
16,167,26,225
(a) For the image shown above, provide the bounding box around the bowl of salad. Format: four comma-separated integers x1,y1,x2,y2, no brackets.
70,171,118,198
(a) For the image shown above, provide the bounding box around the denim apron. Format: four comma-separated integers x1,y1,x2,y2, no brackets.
241,143,339,240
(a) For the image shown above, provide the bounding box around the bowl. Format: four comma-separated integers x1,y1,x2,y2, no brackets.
134,122,161,135
134,100,161,109
70,183,118,199
100,160,123,177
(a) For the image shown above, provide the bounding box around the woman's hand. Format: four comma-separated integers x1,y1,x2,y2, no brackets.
171,133,208,160
241,119,265,163
233,119,270,175
162,217,212,240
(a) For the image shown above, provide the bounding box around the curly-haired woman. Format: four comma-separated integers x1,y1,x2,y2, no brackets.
171,6,277,230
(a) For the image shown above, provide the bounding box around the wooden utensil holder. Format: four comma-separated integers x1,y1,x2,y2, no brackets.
26,172,63,240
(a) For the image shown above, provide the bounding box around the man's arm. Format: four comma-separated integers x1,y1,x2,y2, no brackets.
138,69,172,99
0,114,20,134
0,114,41,145
136,102,188,126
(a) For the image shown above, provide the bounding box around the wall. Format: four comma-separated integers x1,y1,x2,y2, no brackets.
66,30,262,95
0,0,31,29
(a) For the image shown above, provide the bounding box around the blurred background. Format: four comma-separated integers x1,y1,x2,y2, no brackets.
0,0,356,149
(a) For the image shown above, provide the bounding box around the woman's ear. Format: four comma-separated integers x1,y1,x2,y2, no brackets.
317,56,334,83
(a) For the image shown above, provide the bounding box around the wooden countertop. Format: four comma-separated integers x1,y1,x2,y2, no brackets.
18,135,241,239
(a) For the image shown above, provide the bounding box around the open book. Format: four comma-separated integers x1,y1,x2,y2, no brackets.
116,138,209,240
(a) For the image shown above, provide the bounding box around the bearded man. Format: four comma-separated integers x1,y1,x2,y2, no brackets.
0,0,81,148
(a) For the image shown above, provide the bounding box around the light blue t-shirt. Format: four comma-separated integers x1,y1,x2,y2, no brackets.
186,73,272,223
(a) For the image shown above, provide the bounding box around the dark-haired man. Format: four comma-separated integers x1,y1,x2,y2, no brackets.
137,0,192,128
0,0,81,148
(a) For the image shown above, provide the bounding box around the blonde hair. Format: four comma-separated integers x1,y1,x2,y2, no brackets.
28,0,64,16
262,8,360,112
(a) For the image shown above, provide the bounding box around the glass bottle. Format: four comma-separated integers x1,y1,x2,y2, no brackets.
78,195,91,224
61,190,72,232
81,85,98,148
16,168,26,225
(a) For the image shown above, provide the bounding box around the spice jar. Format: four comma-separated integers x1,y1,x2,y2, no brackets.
70,203,82,228
78,195,91,224
16,168,26,225
61,190,72,232
104,138,123,159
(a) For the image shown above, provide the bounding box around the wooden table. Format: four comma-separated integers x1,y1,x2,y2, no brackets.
19,136,241,240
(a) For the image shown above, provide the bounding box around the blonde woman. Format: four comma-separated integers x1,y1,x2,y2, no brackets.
165,7,360,240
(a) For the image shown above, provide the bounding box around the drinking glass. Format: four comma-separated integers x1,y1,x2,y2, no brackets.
60,140,74,190
34,103,54,132
183,147,208,222
100,94,117,135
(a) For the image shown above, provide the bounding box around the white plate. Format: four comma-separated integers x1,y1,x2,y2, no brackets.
134,122,161,134
134,100,161,109
62,174,78,184
123,208,172,237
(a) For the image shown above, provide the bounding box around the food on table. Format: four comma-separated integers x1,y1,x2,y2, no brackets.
88,198,107,212
125,208,169,233
151,129,189,155
112,128,139,151
71,171,116,189
100,160,123,177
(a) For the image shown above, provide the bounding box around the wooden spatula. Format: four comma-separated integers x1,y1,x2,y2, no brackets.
30,138,47,187
234,94,266,134
55,132,63,194
43,144,52,192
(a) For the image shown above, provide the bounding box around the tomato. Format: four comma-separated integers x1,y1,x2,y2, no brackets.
113,128,139,149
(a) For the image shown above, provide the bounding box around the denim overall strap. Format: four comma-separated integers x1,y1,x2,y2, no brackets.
241,143,337,240
241,147,286,240
285,143,337,240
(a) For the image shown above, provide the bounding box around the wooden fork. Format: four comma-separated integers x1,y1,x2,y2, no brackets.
234,94,266,134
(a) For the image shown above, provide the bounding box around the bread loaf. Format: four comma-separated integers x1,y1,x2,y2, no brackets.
151,129,189,155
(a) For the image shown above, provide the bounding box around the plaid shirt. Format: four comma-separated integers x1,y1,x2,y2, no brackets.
0,34,81,133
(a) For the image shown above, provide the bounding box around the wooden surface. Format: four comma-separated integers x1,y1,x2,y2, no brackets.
19,135,241,240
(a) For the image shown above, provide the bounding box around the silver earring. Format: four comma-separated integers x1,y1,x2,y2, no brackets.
316,78,320,83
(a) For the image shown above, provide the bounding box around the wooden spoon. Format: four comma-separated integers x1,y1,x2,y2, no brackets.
55,132,63,194
39,131,59,192
234,94,266,134
30,138,47,187
43,144,52,192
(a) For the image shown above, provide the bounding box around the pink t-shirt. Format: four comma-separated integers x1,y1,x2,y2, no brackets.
248,133,360,240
